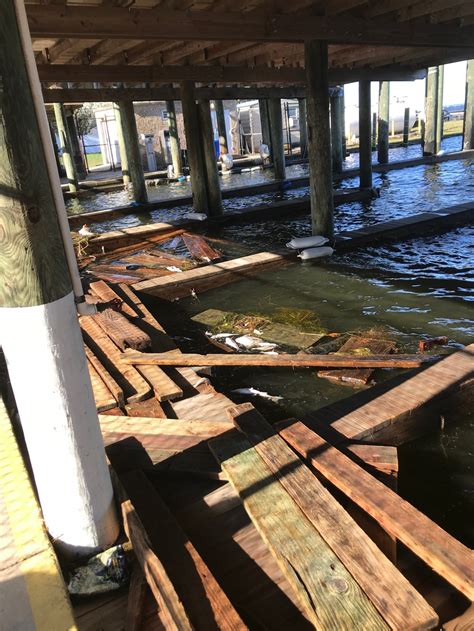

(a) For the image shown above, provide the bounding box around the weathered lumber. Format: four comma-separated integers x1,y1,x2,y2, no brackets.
120,252,191,270
125,399,167,418
89,264,173,280
305,343,474,445
93,308,152,352
209,428,390,629
443,604,474,631
86,358,117,412
182,233,222,262
88,223,182,251
230,403,437,630
122,351,436,369
318,335,397,386
278,420,474,600
133,363,183,403
80,316,152,403
170,391,235,424
116,469,247,630
125,565,149,631
99,415,233,438
90,280,138,319
132,252,289,300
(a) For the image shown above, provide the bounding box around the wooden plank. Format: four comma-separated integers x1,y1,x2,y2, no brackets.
209,428,390,629
89,280,138,319
125,399,167,418
170,391,234,424
85,345,125,408
93,308,152,351
122,351,436,369
89,264,173,280
230,403,437,630
182,233,222,262
125,565,149,631
87,358,116,412
132,252,289,300
80,316,152,403
278,420,474,600
305,343,474,445
120,252,191,270
99,415,233,438
115,469,248,630
133,363,183,403
318,336,397,386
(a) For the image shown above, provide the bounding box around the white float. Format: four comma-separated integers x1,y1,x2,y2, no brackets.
298,246,334,260
286,235,329,249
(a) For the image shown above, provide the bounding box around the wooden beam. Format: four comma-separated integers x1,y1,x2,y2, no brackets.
27,6,474,47
122,351,436,369
38,65,426,85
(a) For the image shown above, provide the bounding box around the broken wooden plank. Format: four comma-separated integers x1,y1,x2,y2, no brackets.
85,345,125,407
230,403,437,631
89,264,173,280
87,223,185,253
277,420,474,601
170,391,234,424
182,233,222,262
125,398,167,418
209,428,390,630
318,335,397,386
89,280,138,319
125,565,149,631
80,316,152,403
133,363,183,403
94,308,152,351
99,415,233,438
120,252,193,270
115,468,248,630
87,358,117,412
304,343,474,445
132,251,290,300
122,351,436,369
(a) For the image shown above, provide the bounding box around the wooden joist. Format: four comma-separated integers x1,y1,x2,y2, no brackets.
122,350,436,369
226,403,437,630
277,419,474,600
86,357,117,412
85,345,125,408
132,251,289,300
112,468,247,630
86,224,185,255
182,233,222,263
93,308,152,352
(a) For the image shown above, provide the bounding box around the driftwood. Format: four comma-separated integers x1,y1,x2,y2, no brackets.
122,351,437,369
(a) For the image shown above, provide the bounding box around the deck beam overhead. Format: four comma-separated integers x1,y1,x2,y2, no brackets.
26,5,474,48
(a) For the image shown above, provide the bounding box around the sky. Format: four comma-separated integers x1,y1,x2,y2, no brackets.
344,60,467,111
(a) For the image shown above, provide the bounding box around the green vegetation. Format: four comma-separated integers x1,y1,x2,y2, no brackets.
207,307,326,335
85,152,103,169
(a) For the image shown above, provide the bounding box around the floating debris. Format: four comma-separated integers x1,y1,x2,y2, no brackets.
298,246,334,260
67,545,130,597
231,387,283,402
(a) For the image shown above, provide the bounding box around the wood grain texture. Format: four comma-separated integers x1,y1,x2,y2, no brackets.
209,430,390,630
125,565,149,631
182,233,221,262
93,308,152,351
90,280,138,319
87,359,116,412
0,1,71,307
278,420,474,600
122,351,435,369
85,345,125,407
133,362,183,403
230,403,437,631
117,469,247,630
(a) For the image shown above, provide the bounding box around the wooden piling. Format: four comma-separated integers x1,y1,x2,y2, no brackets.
258,98,271,150
377,81,390,164
463,59,474,150
197,99,223,217
268,98,286,181
330,88,343,173
340,87,347,157
436,65,444,151
214,100,228,155
180,81,208,214
65,107,87,178
166,99,183,177
423,66,439,156
371,112,377,150
358,80,373,188
117,101,148,203
298,97,308,158
305,40,333,238
113,102,130,185
402,107,410,146
0,0,118,555
53,102,79,192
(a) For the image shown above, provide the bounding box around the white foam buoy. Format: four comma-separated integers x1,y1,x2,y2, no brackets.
298,246,334,260
184,212,207,221
286,235,329,249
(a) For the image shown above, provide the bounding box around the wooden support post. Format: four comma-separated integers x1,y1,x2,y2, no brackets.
113,103,130,186
53,102,79,192
402,107,410,146
181,81,208,214
0,0,118,556
65,107,87,179
463,59,474,150
436,65,444,151
371,112,377,150
330,88,343,173
166,99,182,177
423,66,439,156
340,87,347,157
267,97,286,181
358,80,373,188
258,98,271,150
306,40,333,238
197,99,223,217
117,101,147,203
377,81,390,164
214,99,228,155
49,119,63,175
298,97,308,158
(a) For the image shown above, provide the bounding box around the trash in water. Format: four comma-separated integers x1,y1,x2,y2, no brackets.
232,387,283,402
166,266,183,273
67,545,130,597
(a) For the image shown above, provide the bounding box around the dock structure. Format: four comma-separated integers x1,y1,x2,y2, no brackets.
2,0,474,629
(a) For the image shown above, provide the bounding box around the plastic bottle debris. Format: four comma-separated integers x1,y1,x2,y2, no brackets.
67,545,130,597
286,235,329,249
298,246,334,260
231,387,283,402
166,266,183,273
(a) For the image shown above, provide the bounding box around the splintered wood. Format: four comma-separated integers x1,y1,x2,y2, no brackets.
182,233,222,262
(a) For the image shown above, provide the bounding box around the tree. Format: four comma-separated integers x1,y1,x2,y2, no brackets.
74,104,96,139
